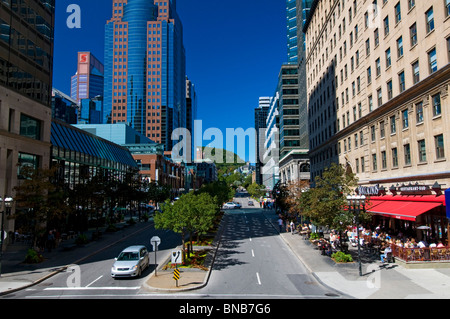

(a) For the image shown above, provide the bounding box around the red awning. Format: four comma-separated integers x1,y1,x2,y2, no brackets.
367,201,442,221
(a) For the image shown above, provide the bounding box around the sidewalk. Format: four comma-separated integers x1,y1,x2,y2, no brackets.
2,210,450,298
261,210,450,299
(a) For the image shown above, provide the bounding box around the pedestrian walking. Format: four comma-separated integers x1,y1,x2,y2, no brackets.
290,221,295,235
278,217,283,233
47,230,55,252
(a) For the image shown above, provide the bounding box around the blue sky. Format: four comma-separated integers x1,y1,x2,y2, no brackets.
53,0,288,163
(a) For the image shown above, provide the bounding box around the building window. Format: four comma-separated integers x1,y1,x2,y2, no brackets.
20,114,42,141
371,125,376,141
410,23,417,47
386,48,391,68
390,115,396,134
404,144,411,165
402,109,409,129
18,153,40,179
397,36,403,58
426,7,435,33
384,16,390,36
418,139,427,162
415,102,424,124
381,151,387,169
376,58,381,76
377,88,383,107
432,93,441,116
392,148,398,167
387,80,393,100
446,0,450,17
372,153,378,171
412,60,420,84
399,71,405,92
435,134,445,159
374,28,379,47
380,120,385,138
361,157,365,172
428,48,437,73
408,0,415,10
395,2,402,23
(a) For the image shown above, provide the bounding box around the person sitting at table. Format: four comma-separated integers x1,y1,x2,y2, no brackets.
380,244,392,263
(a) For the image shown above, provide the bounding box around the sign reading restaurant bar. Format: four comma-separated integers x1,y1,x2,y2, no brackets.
356,183,433,196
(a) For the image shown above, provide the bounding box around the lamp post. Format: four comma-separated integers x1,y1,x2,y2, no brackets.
0,196,13,277
347,194,365,277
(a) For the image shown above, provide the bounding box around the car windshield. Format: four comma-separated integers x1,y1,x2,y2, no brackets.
117,252,139,261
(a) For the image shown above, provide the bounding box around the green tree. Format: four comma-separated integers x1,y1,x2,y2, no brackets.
14,166,70,248
154,192,217,260
299,163,369,247
247,183,266,200
196,180,232,210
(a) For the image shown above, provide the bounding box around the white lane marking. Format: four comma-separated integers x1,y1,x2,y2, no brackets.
44,286,141,291
252,249,255,257
256,272,262,285
86,275,103,287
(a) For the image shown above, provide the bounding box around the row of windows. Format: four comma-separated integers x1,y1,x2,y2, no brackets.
352,134,445,174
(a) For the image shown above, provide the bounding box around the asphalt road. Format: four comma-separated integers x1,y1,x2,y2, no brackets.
7,193,335,299
10,223,182,299
194,209,335,299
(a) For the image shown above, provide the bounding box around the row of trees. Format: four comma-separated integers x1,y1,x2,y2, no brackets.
13,165,172,248
275,163,372,248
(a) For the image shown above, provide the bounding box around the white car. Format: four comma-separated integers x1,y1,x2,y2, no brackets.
111,245,149,278
223,202,238,209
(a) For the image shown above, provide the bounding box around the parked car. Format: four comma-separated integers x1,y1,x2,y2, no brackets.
111,245,149,278
248,200,254,206
223,202,238,209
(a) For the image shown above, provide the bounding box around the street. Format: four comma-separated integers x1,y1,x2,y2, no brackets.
4,198,339,299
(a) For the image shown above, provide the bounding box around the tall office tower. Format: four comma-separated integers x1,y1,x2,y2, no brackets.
304,1,449,229
0,0,55,244
255,97,270,185
286,0,298,64
186,77,197,163
70,52,104,106
277,0,311,185
104,0,187,154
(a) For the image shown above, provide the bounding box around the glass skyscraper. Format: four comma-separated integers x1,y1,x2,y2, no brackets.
70,52,104,106
104,0,186,153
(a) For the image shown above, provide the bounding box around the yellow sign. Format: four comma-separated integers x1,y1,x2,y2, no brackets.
173,269,180,281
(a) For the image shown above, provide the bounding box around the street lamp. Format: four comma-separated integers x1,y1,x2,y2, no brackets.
0,196,13,277
347,194,365,277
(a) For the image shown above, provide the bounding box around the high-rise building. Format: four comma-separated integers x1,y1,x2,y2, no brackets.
255,97,271,185
186,77,197,163
287,0,298,64
0,0,55,245
277,0,311,185
103,0,186,154
70,52,104,106
304,0,449,235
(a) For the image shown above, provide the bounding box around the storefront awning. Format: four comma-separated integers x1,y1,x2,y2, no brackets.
367,201,442,221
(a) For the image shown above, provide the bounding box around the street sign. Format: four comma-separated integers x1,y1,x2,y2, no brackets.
150,236,161,251
173,268,180,281
171,250,182,264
